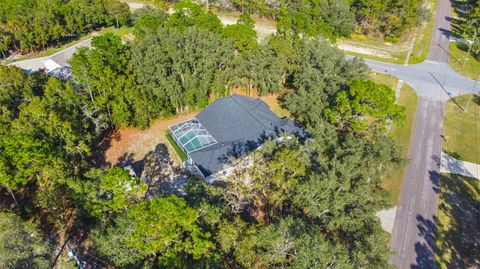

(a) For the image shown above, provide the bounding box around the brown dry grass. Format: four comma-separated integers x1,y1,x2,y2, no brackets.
231,86,290,118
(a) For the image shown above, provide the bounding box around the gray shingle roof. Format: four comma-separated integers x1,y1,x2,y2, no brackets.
188,94,306,177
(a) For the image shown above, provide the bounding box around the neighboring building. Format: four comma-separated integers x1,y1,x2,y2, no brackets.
43,50,75,80
46,66,73,81
43,59,62,72
168,94,306,182
9,38,91,76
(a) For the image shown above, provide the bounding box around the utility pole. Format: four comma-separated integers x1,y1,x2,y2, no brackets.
464,29,478,66
465,77,478,112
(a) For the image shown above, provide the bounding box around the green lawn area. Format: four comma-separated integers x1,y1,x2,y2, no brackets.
370,72,399,89
435,173,480,269
12,26,133,62
370,73,418,204
383,84,418,204
166,132,187,162
449,42,480,80
443,94,480,164
409,0,437,64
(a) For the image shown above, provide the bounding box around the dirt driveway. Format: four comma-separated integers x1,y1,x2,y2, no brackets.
102,92,286,168
104,111,198,166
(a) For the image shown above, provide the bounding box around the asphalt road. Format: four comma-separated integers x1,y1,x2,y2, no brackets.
427,0,452,63
8,39,92,74
364,59,478,101
362,54,478,269
366,0,475,267
389,98,443,269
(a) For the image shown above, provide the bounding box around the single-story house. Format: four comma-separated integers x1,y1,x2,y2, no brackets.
168,94,306,182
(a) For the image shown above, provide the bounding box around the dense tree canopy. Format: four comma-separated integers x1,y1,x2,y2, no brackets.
181,126,400,268
0,212,50,269
282,37,369,127
74,167,147,221
132,27,235,115
0,1,408,267
206,0,423,38
353,0,423,38
0,0,130,56
222,14,258,53
70,33,135,128
457,0,480,58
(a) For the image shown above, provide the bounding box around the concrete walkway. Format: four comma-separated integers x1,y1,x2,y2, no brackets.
377,207,397,234
440,152,480,179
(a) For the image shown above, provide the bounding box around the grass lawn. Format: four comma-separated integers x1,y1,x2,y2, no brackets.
409,0,437,64
12,26,133,62
121,0,151,3
370,72,399,89
443,94,480,164
370,73,418,204
435,173,480,268
383,84,418,204
449,42,480,80
165,132,188,162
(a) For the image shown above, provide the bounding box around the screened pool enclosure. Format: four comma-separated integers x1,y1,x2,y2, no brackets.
168,119,217,154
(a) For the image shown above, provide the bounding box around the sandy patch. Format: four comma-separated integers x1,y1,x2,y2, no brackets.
218,15,276,42
126,2,145,11
337,42,394,59
376,206,397,234
104,111,198,166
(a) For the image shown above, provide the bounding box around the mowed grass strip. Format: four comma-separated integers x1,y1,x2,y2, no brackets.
449,42,480,80
370,72,399,89
12,26,133,62
435,173,480,269
443,94,480,164
370,73,418,204
382,84,418,204
409,0,437,64
166,131,187,162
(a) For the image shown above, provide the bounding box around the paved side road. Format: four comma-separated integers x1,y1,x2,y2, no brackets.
9,39,92,74
390,98,444,269
363,59,478,101
427,0,451,63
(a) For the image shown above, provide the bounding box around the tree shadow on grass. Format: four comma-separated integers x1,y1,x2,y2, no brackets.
434,174,480,268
